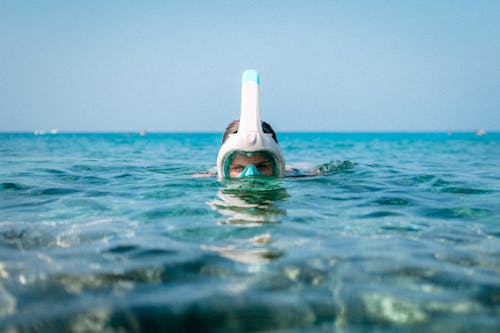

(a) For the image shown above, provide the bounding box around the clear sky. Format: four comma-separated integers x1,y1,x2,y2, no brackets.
1,0,499,132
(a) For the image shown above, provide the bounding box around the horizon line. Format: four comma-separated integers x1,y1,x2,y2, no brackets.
0,129,496,135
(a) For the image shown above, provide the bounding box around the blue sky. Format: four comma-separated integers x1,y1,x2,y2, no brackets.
1,1,499,132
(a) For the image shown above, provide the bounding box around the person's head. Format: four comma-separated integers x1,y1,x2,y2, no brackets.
216,70,286,179
220,120,280,177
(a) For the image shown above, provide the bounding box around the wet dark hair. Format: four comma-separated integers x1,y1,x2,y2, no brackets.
222,120,278,144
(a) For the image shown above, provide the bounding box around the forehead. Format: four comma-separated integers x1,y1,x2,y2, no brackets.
231,153,270,164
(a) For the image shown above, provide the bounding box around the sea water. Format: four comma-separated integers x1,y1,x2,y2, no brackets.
0,132,499,332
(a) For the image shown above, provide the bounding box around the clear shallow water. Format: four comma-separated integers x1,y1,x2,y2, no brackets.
0,132,499,332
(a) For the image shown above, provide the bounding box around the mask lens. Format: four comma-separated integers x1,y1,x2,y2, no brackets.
224,151,279,178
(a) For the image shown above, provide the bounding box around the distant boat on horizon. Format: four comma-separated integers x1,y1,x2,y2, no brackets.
475,129,487,136
34,129,58,135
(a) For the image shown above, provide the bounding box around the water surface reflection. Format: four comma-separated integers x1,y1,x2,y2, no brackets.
205,179,288,264
209,179,288,225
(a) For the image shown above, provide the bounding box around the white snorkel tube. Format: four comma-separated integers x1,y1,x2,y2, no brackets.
216,70,286,179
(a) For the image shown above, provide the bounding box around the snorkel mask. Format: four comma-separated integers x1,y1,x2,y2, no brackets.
216,70,286,179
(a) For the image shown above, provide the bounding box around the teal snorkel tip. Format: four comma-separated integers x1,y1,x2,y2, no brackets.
242,69,260,85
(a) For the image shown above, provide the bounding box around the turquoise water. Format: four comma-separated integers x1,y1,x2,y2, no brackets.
1,132,499,332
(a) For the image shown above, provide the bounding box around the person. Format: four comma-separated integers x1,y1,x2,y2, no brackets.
216,69,286,179
193,69,347,179
220,120,282,177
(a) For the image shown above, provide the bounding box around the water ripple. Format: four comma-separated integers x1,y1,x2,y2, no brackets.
1,133,500,333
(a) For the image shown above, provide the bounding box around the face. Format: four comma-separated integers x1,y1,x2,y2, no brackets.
229,153,275,177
